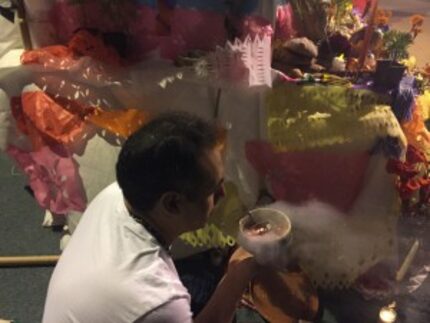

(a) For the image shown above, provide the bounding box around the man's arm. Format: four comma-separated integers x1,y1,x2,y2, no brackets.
193,248,257,323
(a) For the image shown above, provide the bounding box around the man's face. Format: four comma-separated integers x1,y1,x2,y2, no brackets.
182,145,225,231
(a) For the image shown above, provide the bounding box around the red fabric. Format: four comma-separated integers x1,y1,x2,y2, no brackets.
245,141,370,213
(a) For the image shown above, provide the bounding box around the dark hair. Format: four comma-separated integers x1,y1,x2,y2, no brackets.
116,112,224,214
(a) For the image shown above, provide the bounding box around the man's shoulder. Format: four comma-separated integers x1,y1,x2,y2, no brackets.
83,181,123,216
94,181,122,202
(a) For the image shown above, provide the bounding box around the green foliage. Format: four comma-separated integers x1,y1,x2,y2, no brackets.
383,30,413,61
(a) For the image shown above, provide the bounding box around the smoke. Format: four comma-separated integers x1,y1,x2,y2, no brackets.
240,154,400,287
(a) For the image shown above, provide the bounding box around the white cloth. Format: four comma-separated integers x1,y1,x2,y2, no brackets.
0,11,22,59
42,182,192,323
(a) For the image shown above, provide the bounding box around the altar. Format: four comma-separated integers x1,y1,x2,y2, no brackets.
0,0,429,322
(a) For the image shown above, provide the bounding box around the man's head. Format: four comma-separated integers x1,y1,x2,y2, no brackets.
116,112,225,231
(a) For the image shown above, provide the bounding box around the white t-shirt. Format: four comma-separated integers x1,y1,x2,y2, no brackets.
43,182,192,323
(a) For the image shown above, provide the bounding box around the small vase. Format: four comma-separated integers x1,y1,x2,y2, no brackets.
374,59,406,89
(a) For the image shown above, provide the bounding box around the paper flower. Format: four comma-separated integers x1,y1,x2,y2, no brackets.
410,14,425,39
422,64,430,78
11,85,90,150
7,145,87,213
375,9,392,27
410,14,425,28
386,145,430,209
205,35,272,87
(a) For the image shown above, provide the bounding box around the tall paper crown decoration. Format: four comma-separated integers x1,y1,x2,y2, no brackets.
206,35,272,87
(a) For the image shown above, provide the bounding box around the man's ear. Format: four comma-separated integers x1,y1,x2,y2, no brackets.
159,192,183,215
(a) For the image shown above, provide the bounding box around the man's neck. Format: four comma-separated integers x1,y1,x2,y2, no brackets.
124,200,178,250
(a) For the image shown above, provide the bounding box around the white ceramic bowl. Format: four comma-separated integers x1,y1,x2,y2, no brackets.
237,207,292,267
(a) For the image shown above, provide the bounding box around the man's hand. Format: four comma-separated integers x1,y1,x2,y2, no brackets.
228,247,258,278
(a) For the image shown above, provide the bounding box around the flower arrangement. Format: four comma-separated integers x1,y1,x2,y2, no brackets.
379,13,425,61
382,29,413,61
375,9,392,29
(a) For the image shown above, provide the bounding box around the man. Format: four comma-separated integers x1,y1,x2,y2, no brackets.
43,112,257,323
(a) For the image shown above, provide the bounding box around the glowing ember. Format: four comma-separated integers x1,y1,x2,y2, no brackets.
247,222,272,236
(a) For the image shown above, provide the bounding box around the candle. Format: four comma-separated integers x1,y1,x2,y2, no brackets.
379,306,397,323
358,0,379,70
396,239,420,282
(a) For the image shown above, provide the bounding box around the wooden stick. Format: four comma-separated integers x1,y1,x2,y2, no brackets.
0,255,60,267
14,0,33,50
358,0,378,70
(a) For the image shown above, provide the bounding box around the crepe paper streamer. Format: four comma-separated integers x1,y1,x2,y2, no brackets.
266,84,406,154
87,108,150,138
245,140,370,212
6,145,87,214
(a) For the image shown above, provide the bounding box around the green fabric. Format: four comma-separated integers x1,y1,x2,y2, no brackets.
266,83,400,151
